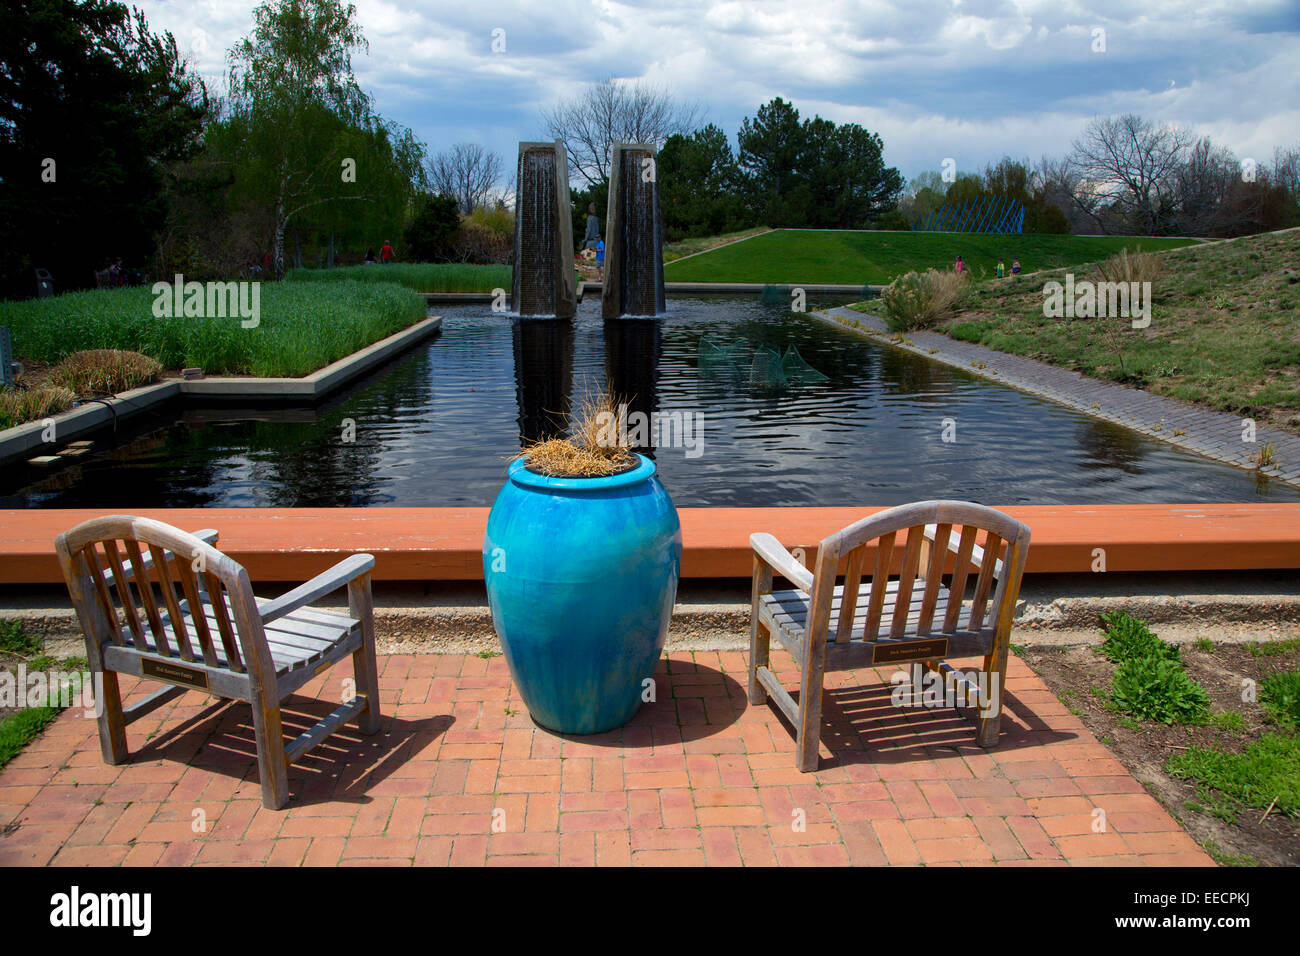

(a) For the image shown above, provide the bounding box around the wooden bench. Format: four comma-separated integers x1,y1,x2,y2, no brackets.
55,515,382,809
747,500,1031,770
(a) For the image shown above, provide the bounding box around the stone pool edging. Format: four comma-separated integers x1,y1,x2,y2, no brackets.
0,315,442,467
814,305,1300,488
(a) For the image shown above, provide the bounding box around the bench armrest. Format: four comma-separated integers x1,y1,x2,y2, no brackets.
750,533,814,591
259,554,376,625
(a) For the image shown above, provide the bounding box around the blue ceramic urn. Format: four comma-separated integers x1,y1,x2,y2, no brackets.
483,454,682,734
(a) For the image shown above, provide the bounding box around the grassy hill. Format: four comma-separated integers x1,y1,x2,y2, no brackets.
662,228,1196,284
862,229,1300,432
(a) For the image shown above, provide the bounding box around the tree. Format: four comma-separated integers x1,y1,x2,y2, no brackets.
221,0,424,275
736,97,804,222
737,99,902,228
658,124,752,238
426,143,503,214
0,0,208,296
403,194,460,261
1170,137,1238,235
542,77,701,188
800,120,902,227
980,157,1068,233
1068,114,1195,235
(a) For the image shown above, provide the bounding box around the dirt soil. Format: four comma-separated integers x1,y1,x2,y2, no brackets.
1023,640,1299,866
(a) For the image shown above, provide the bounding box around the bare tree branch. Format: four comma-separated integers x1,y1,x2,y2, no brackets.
542,77,702,187
1069,114,1195,234
426,142,503,214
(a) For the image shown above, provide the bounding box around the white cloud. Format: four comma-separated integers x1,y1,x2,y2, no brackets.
134,0,1299,178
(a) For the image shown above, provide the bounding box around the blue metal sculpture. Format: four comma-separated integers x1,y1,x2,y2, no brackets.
913,196,1024,233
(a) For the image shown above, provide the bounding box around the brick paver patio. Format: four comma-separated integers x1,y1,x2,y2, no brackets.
0,649,1213,866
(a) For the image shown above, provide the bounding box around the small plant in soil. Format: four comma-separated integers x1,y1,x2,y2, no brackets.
1099,611,1179,664
1254,443,1278,469
1112,654,1211,725
1259,671,1300,730
0,619,40,658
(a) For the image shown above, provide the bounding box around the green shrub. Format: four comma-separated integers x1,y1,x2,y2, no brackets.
1168,733,1300,818
880,269,968,331
467,205,514,238
1100,610,1180,663
1112,654,1211,725
1260,671,1300,730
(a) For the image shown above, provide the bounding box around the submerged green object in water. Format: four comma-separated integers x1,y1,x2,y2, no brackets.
697,336,827,392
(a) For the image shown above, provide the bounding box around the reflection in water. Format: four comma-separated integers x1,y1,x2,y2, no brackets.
3,295,1298,508
876,345,946,399
604,319,660,455
513,319,574,444
1074,416,1148,474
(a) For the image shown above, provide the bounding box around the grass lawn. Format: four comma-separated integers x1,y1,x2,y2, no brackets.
287,262,510,293
1,620,86,770
903,228,1300,431
0,280,427,378
662,228,1196,284
663,227,771,263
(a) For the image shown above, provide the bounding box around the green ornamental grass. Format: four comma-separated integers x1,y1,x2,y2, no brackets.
0,281,427,379
286,262,510,293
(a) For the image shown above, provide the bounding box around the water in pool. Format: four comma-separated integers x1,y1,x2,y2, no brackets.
2,295,1294,508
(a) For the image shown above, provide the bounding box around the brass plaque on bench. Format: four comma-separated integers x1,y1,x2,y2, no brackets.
872,638,949,665
142,657,209,690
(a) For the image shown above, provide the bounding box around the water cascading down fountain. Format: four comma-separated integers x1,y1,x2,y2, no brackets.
602,143,666,319
513,141,577,318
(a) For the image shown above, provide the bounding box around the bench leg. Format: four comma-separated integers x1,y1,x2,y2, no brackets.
95,669,130,764
349,573,382,735
748,622,771,707
251,696,290,810
747,559,772,706
796,635,826,772
976,638,1009,748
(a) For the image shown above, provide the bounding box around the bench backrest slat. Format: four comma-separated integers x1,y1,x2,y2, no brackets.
149,543,193,660
942,525,980,632
916,523,951,635
123,539,168,654
858,530,896,642
203,571,245,672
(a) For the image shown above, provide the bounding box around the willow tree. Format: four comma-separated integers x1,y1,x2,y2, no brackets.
222,0,423,275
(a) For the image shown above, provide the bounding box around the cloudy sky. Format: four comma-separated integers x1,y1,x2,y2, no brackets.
141,0,1299,182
